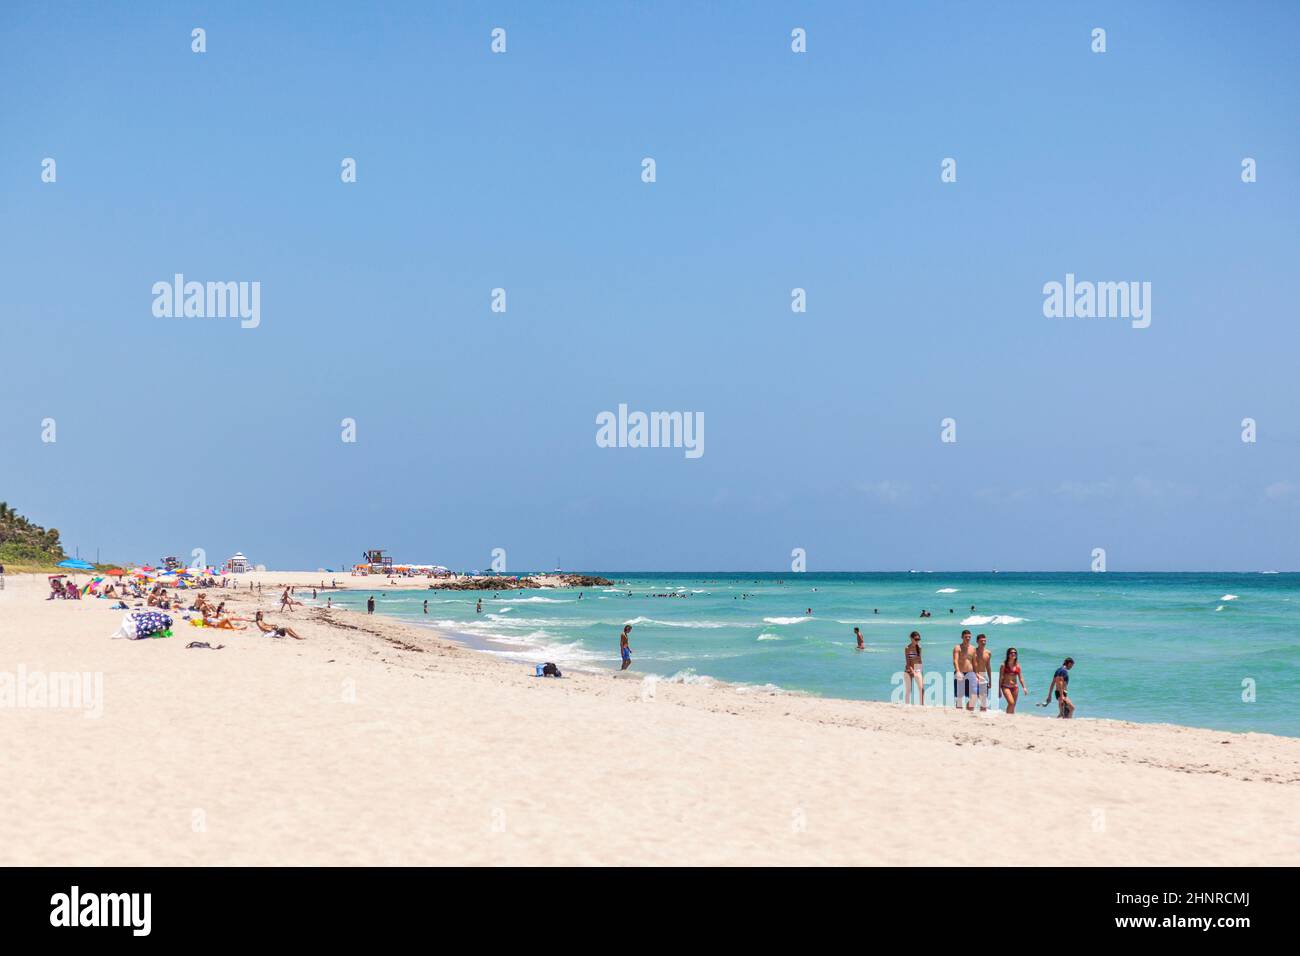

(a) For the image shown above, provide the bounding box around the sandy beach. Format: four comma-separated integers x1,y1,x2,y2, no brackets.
1,570,1297,866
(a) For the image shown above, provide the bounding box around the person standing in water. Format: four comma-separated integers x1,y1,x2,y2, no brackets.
366,595,375,614
999,647,1028,713
854,627,864,650
619,624,633,671
423,599,428,614
476,598,482,614
903,631,924,705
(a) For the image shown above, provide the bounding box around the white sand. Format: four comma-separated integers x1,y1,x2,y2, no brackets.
1,571,1296,865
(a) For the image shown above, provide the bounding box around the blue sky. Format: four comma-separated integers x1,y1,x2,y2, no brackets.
2,1,1298,571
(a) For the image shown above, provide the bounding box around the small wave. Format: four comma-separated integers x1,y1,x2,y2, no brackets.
961,614,1025,626
510,596,571,603
756,632,781,641
624,616,729,629
763,616,810,625
936,587,959,594
1220,594,1239,601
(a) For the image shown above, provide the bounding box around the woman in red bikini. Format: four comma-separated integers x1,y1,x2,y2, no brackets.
999,647,1028,713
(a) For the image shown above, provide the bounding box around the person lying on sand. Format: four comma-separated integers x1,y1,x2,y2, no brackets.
254,611,304,640
202,605,247,630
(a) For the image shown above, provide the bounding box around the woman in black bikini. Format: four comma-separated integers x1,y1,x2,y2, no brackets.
903,631,924,705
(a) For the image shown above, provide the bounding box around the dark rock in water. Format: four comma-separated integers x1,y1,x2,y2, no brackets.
552,574,613,588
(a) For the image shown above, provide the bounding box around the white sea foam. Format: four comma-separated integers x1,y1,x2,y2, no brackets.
660,668,716,687
624,616,729,629
936,587,959,593
960,614,1025,626
762,616,810,625
756,632,781,641
1220,594,1239,601
510,596,571,603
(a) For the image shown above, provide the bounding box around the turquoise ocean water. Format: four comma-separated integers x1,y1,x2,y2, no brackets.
317,573,1300,737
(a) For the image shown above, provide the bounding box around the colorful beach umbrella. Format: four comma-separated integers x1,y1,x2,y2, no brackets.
57,558,95,571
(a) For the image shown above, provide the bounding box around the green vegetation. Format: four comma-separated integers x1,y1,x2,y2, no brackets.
0,501,66,571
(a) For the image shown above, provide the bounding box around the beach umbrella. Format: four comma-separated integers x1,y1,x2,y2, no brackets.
57,558,95,571
105,568,127,576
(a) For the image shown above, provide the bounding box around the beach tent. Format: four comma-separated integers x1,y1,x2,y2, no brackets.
57,558,95,571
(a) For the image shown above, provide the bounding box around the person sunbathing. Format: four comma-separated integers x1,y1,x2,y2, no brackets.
202,610,247,630
253,611,304,640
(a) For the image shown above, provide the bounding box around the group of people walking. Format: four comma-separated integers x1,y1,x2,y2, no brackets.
900,628,1075,717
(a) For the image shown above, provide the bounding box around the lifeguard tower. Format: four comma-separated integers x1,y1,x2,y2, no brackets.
363,549,394,572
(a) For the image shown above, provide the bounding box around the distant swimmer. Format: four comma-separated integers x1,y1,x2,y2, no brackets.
854,627,864,650
619,624,633,671
903,631,924,705
999,647,1028,713
952,629,976,711
476,598,482,613
423,599,428,614
1038,657,1075,717
919,609,931,619
806,608,812,615
973,633,993,711
874,608,879,614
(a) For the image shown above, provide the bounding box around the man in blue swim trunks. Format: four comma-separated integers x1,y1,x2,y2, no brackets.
619,624,633,671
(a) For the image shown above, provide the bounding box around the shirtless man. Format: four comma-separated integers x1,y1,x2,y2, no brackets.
254,610,304,640
619,624,633,671
1040,657,1075,717
973,633,993,711
952,629,977,710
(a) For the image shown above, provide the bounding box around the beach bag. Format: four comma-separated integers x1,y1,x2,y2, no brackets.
542,662,561,678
